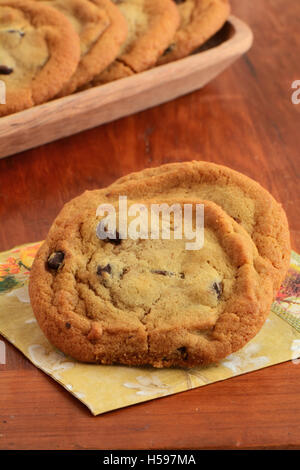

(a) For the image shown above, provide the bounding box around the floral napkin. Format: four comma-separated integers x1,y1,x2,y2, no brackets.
0,242,299,416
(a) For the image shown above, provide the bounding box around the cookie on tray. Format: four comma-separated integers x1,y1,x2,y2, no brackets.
52,0,128,95
0,0,81,116
29,197,274,368
92,0,180,85
158,0,231,65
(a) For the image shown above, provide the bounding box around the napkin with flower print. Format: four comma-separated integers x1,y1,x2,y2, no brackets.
0,242,299,415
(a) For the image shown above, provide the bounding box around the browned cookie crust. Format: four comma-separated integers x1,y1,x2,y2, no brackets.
29,197,274,368
158,0,231,64
58,0,128,95
0,0,81,116
29,162,290,368
92,0,180,84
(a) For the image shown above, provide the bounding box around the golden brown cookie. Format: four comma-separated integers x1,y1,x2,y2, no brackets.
111,161,291,293
0,0,81,116
92,0,180,85
57,0,128,95
29,197,274,368
158,0,231,65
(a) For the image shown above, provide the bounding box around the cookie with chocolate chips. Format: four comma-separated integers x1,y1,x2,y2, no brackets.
110,160,291,294
29,189,277,368
92,0,180,85
158,0,231,65
0,0,81,116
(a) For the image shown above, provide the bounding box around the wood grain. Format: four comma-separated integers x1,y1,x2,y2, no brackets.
0,16,252,159
0,0,300,450
1,363,300,450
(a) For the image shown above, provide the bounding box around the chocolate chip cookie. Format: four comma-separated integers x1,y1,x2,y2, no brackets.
29,179,279,368
158,0,231,65
0,0,81,116
110,161,291,293
92,0,180,85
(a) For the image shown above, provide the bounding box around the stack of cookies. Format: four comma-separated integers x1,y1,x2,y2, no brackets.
29,161,291,368
0,0,231,116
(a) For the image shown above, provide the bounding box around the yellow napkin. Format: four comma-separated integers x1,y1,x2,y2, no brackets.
0,242,299,415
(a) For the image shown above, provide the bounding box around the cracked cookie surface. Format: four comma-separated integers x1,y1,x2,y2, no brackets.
92,0,180,85
0,0,81,116
29,197,275,368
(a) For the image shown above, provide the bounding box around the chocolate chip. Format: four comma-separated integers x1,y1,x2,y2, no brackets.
7,29,25,37
153,270,177,277
177,347,188,360
65,322,71,329
47,251,65,271
152,270,169,276
162,44,175,56
152,270,185,279
233,216,241,224
105,231,122,245
174,0,186,3
212,281,223,300
97,264,112,276
96,221,122,245
120,267,128,279
0,65,13,75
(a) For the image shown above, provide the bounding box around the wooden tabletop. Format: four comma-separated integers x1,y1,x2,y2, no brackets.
0,0,300,450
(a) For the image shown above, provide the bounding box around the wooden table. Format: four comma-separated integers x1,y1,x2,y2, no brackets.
0,0,299,450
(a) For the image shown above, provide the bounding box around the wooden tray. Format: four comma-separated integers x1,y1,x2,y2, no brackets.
0,15,253,160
